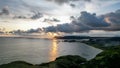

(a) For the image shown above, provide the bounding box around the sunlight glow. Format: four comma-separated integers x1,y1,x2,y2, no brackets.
49,39,58,61
47,32,59,39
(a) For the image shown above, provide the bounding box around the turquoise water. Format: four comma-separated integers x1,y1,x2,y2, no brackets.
0,38,102,65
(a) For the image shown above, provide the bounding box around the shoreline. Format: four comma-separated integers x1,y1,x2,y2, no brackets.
0,42,120,68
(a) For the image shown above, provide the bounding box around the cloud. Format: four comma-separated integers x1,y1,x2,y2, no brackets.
43,18,60,22
77,11,110,27
0,0,120,33
0,6,43,20
30,12,43,19
104,9,120,24
43,9,120,33
12,9,120,33
12,28,42,34
46,0,69,4
53,18,60,22
44,22,91,33
0,6,10,15
0,0,46,20
70,3,76,8
0,0,30,15
84,0,91,2
102,9,120,31
46,0,91,5
43,18,60,26
26,28,42,33
13,13,43,20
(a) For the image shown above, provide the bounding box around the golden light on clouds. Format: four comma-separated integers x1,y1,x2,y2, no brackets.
47,32,59,39
104,17,111,24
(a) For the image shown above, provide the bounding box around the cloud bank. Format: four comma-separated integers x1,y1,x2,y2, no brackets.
44,9,120,33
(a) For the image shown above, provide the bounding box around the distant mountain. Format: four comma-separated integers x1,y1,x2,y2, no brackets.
55,35,90,39
55,35,120,41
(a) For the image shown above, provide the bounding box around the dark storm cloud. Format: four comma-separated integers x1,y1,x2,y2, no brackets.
44,22,90,33
78,11,110,27
43,9,120,33
101,9,120,31
44,23,77,33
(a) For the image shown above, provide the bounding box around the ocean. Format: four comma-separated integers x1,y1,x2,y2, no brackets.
0,37,102,65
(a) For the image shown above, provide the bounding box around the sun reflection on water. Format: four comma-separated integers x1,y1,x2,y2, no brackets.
49,39,58,61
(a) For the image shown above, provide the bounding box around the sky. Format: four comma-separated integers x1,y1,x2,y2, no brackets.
0,0,120,36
